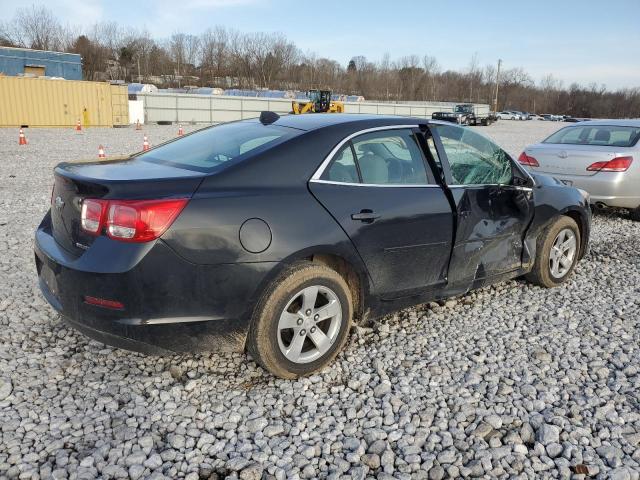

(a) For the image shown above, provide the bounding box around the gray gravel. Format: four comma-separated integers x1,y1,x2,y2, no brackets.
1,120,639,479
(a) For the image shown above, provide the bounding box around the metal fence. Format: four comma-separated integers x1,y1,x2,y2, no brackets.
139,93,292,124
138,93,486,124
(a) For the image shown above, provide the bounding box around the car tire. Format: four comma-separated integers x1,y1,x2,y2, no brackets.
630,207,640,222
525,216,581,288
246,261,353,379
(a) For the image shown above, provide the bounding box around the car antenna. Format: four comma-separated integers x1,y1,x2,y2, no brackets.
259,111,280,125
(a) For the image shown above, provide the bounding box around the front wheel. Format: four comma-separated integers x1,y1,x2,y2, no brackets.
247,262,353,378
525,216,581,288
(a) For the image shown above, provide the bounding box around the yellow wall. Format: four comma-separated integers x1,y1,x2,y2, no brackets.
0,76,128,127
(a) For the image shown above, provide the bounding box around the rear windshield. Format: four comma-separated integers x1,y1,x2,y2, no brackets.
138,121,296,173
543,125,640,147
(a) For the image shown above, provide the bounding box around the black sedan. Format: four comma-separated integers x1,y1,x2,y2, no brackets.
35,113,591,378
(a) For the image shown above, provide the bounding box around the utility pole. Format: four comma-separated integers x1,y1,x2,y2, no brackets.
493,59,502,113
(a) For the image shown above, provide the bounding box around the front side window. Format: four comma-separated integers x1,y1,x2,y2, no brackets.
321,129,431,185
543,125,640,147
436,124,513,185
139,121,295,173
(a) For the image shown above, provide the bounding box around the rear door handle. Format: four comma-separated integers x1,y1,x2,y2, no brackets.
351,209,380,223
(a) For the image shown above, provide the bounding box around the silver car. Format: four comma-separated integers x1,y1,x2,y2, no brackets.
519,120,640,219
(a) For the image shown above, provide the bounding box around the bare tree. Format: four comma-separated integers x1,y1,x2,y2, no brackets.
201,27,229,85
422,55,440,101
165,33,201,85
2,4,637,118
3,5,65,50
467,52,481,101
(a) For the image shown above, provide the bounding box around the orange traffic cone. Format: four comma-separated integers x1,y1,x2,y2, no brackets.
18,128,27,145
178,125,184,136
75,119,82,132
136,119,142,131
142,135,150,151
98,145,106,158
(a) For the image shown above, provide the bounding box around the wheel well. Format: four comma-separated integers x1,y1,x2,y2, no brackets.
564,210,587,258
309,254,363,323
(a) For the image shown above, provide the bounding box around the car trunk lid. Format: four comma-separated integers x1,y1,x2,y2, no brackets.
51,156,205,256
525,144,622,177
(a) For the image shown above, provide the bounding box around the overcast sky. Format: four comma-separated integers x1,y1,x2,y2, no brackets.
2,0,639,90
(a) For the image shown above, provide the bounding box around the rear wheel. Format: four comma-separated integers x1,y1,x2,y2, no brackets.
630,206,640,221
525,216,581,288
247,262,352,378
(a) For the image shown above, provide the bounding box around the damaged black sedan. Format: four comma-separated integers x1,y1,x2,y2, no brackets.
35,113,591,378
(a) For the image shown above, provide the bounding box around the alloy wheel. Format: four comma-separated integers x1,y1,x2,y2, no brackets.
277,285,342,364
549,228,577,279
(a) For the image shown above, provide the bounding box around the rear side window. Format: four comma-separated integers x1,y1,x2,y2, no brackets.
543,125,640,147
321,129,432,185
138,122,295,173
325,144,359,183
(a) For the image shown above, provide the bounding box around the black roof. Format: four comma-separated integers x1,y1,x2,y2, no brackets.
263,113,426,131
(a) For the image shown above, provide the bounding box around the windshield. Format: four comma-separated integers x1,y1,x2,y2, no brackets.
543,125,640,147
138,122,296,173
455,105,472,113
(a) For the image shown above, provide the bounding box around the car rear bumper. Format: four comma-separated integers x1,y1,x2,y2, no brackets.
35,214,276,354
531,171,640,209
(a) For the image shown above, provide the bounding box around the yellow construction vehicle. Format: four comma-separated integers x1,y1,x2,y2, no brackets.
291,89,344,114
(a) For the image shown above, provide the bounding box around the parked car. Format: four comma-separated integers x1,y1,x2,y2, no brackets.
507,111,526,120
432,103,493,126
35,113,591,378
497,111,518,120
518,119,640,219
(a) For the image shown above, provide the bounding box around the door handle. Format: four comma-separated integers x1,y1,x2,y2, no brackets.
351,209,381,223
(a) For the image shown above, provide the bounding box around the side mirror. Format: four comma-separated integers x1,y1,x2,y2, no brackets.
511,162,535,187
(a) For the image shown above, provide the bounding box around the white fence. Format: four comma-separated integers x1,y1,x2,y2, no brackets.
137,93,486,124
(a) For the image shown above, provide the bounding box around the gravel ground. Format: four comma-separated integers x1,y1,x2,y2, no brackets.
0,120,639,480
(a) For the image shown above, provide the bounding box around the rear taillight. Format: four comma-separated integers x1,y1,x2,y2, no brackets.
80,198,188,242
518,151,539,167
107,203,138,240
81,199,108,235
586,156,633,172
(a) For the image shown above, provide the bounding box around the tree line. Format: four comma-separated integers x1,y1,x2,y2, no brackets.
1,5,639,118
